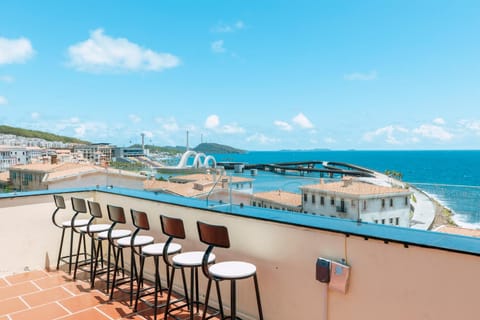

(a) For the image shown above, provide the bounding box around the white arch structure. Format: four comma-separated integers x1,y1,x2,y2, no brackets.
176,151,217,168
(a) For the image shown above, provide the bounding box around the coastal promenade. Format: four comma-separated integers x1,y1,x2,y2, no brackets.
371,172,435,230
409,187,436,229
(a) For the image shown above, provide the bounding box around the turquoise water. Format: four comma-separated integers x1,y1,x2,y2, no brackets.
213,150,480,228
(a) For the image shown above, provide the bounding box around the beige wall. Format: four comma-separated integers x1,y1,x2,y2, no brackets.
0,191,478,320
49,173,146,190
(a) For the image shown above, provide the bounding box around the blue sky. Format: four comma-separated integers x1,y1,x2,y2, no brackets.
1,1,479,151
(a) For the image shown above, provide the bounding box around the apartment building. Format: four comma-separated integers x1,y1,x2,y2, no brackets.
300,178,412,227
9,162,147,191
251,190,302,212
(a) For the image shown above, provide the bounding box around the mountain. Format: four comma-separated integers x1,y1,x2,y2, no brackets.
0,125,89,144
193,143,246,154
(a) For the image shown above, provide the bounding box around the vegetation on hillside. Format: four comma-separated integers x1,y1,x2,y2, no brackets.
385,169,403,180
0,125,89,144
193,142,246,154
130,144,185,155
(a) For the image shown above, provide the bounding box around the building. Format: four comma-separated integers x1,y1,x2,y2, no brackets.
145,172,254,205
251,190,302,212
73,143,114,164
112,146,148,159
8,162,147,191
0,145,45,171
300,178,411,227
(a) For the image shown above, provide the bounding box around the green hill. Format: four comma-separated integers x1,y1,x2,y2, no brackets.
194,143,246,154
0,125,89,144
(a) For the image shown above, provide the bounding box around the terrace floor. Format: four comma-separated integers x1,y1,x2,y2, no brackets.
0,268,221,320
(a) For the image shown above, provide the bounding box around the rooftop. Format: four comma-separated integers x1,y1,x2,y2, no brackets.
0,187,479,319
435,225,480,237
0,269,221,320
301,179,410,196
252,190,302,207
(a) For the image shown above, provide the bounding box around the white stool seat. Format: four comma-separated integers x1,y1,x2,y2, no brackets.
79,223,111,233
117,235,154,247
142,242,182,256
62,219,89,227
209,261,256,279
97,229,131,240
173,251,215,267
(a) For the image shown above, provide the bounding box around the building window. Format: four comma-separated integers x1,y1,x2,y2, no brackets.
330,197,335,206
320,196,325,205
381,199,385,208
374,219,378,224
312,195,316,204
405,197,408,206
304,193,307,202
389,218,393,224
390,199,393,207
252,201,256,206
363,200,367,210
381,219,385,224
395,217,400,225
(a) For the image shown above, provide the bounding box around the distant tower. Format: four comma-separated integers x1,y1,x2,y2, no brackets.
186,130,189,150
141,133,145,151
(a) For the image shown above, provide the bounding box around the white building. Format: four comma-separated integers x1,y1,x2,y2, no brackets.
300,178,412,227
9,163,147,191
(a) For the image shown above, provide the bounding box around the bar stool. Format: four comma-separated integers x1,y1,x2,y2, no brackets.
197,221,263,320
110,208,154,305
163,216,217,320
92,205,132,292
133,213,183,320
52,195,89,274
73,200,111,284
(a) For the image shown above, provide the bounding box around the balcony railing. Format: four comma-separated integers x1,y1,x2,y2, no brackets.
0,186,479,320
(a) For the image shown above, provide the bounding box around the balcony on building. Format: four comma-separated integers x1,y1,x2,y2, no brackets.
0,186,479,319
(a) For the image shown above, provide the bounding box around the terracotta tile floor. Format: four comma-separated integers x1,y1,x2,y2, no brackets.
0,268,221,320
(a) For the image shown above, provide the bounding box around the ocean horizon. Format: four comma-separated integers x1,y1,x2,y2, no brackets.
213,150,480,229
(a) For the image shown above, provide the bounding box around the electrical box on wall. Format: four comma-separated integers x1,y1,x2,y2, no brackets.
329,260,350,294
315,258,331,283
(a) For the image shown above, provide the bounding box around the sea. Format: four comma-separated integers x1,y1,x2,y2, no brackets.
212,150,480,229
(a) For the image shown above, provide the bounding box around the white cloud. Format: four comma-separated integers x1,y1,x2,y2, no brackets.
75,125,86,137
433,117,446,125
67,29,180,73
274,120,293,131
459,119,480,135
246,133,277,144
204,114,244,134
363,125,409,144
324,137,336,144
344,70,377,81
0,96,7,105
0,75,14,83
205,115,220,129
211,40,226,53
156,117,180,132
413,124,453,141
0,37,35,64
292,113,314,129
211,21,245,33
129,114,141,124
31,112,40,119
142,131,154,139
220,123,245,134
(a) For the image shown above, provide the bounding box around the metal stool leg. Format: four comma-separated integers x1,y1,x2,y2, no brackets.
56,228,66,270
253,274,264,320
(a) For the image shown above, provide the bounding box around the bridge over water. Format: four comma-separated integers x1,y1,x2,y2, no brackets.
217,160,375,178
